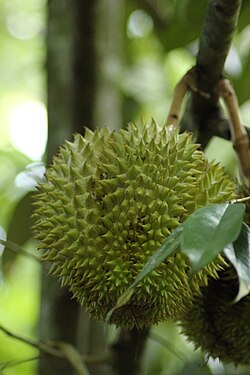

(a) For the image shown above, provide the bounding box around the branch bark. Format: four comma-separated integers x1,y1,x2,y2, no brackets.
197,0,242,89
180,0,242,148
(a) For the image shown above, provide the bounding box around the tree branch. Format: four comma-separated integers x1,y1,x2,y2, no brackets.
0,324,64,358
0,324,109,367
180,0,242,148
0,356,39,371
0,239,41,263
197,0,242,89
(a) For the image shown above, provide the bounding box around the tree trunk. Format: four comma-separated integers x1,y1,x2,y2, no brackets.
40,1,125,374
39,1,78,374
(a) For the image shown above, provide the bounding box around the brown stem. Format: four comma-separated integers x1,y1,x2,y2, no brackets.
165,68,197,128
217,79,250,185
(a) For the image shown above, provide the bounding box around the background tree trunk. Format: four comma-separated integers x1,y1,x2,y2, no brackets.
39,1,78,374
40,1,125,374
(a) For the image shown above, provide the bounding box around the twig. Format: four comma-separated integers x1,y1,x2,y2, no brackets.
149,332,191,365
217,78,250,186
48,341,90,375
81,354,110,365
0,239,41,263
0,356,39,372
230,196,250,204
0,324,109,366
165,68,197,128
0,324,63,358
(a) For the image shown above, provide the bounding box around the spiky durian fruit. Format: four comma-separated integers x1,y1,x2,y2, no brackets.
33,120,235,329
179,267,250,365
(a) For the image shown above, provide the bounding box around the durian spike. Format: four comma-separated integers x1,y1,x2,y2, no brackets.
217,78,250,187
165,67,197,129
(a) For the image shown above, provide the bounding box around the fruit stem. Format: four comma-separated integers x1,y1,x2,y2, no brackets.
217,78,250,187
165,67,197,128
111,328,149,375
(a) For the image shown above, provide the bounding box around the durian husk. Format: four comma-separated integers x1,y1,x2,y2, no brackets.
179,267,250,365
33,120,236,329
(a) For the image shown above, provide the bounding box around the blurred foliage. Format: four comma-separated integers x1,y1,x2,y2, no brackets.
0,0,44,374
1,0,250,374
0,243,40,375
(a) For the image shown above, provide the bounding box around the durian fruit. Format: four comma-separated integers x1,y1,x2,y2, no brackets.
33,120,236,329
179,267,250,365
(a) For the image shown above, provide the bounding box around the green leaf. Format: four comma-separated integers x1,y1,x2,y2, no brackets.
3,191,34,274
224,223,250,302
182,203,245,273
53,341,90,375
106,226,183,322
6,191,34,246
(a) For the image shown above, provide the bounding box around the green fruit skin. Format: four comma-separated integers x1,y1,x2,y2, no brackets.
33,120,236,329
180,267,250,365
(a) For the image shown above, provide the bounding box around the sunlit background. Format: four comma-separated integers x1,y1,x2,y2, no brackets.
1,1,250,374
0,0,45,373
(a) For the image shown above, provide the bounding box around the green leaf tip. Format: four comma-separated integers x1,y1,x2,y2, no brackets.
181,203,245,273
224,222,250,302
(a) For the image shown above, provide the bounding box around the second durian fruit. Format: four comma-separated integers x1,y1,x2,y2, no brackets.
180,267,250,365
33,121,236,329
